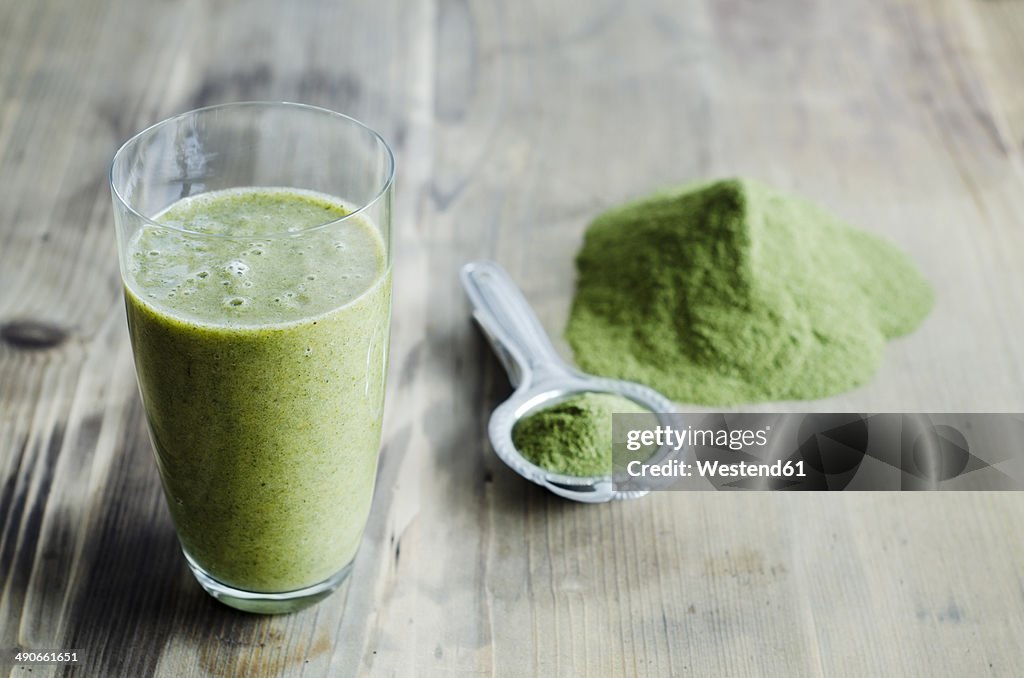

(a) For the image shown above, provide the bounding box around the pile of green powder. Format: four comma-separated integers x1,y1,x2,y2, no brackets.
566,178,934,405
512,393,648,477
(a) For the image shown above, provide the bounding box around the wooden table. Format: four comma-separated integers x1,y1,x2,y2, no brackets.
2,0,1024,675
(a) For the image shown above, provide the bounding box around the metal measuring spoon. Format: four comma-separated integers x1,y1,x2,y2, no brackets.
461,260,677,503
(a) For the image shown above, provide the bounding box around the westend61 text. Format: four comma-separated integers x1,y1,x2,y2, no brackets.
626,458,806,479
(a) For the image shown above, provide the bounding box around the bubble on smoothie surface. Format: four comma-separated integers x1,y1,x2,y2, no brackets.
226,260,250,276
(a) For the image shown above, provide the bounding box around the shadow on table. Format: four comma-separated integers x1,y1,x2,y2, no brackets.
55,419,272,678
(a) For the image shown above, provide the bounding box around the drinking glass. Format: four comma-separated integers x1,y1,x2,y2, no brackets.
110,102,394,613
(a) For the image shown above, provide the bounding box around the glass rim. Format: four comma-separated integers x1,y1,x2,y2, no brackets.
108,101,396,239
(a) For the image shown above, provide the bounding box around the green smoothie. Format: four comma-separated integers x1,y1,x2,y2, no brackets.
124,187,390,593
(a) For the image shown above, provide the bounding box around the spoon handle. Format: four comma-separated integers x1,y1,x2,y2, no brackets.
460,260,573,388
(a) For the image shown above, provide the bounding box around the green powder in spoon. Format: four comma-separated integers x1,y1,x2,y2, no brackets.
566,178,934,405
512,393,649,477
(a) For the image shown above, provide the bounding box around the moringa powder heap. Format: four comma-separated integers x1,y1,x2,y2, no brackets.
566,178,934,405
512,393,649,477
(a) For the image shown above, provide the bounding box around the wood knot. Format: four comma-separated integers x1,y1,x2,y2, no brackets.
1,320,69,350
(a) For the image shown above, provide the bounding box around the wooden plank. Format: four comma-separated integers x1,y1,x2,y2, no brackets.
362,0,1024,675
967,0,1024,149
0,0,434,675
1,0,1023,676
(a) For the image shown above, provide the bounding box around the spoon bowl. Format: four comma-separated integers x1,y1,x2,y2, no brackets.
461,260,677,503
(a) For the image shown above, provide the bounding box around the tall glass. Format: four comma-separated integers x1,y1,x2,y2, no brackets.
110,102,394,613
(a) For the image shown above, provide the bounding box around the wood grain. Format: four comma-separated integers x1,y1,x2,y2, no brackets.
1,0,1023,676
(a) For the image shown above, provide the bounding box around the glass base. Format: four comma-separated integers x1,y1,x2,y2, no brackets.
183,550,353,614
